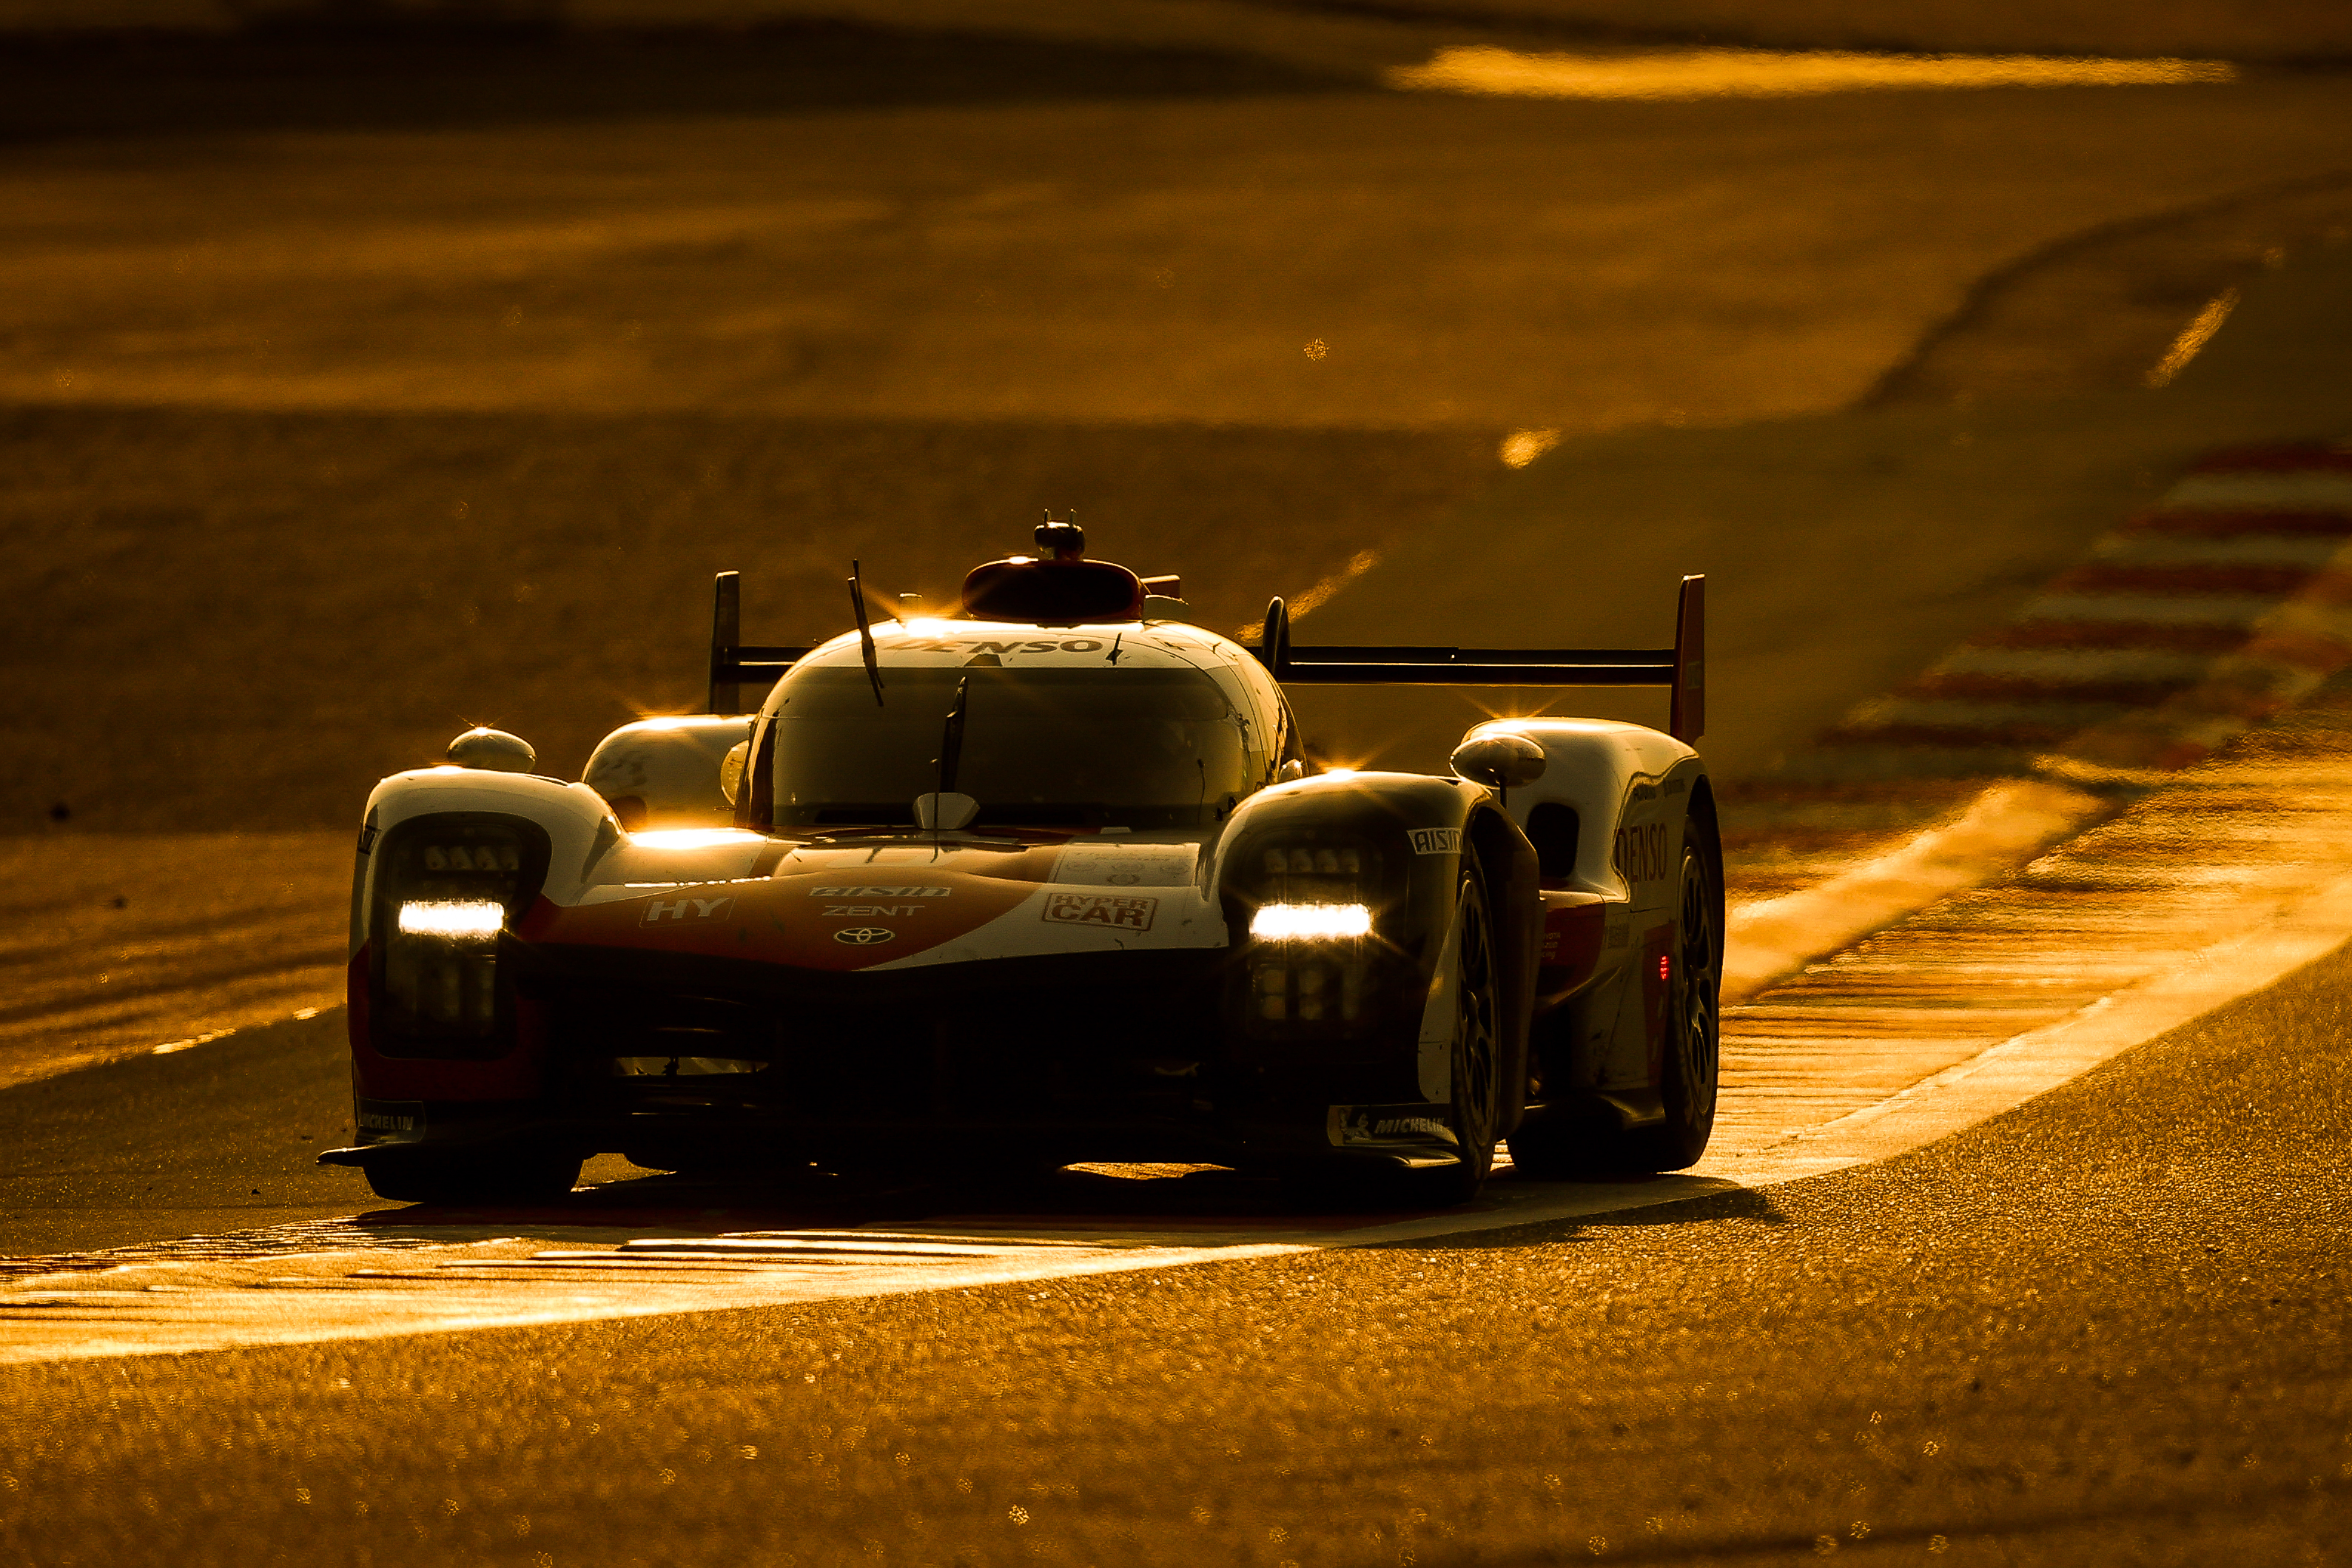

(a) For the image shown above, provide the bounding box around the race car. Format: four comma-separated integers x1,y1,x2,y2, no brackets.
322,519,1720,1205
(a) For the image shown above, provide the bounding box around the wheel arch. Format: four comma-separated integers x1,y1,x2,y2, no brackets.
1463,801,1539,1140
1458,716,1699,900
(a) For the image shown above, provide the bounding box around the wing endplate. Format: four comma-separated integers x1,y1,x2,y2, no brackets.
1670,573,1705,743
708,570,811,716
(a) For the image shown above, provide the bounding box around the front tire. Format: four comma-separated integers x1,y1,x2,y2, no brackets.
1413,858,1505,1205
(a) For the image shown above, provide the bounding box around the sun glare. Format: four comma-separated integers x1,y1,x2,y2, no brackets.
631,828,763,849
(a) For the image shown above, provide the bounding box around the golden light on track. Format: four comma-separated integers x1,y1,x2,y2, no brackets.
1499,428,1560,468
1389,46,2237,101
1238,549,1382,639
2145,287,2241,387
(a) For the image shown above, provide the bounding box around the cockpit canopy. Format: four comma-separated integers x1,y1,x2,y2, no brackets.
762,661,1259,831
729,519,1296,832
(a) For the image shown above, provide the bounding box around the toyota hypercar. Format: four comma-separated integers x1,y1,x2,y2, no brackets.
323,520,1721,1205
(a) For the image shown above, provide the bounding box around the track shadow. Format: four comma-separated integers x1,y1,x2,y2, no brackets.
333,1162,1787,1250
1382,1180,1790,1251
0,1162,1787,1271
1573,1182,1788,1224
0,19,1349,146
340,1160,1383,1241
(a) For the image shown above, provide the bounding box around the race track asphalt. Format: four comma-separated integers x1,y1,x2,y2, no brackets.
3,935,2345,1566
0,1010,369,1258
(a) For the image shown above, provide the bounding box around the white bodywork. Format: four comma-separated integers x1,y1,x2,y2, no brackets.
352,624,1707,1125
581,716,753,830
1463,716,1708,1095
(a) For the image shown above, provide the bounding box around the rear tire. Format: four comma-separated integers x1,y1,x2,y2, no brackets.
1642,832,1723,1169
1507,824,1721,1176
362,1145,584,1205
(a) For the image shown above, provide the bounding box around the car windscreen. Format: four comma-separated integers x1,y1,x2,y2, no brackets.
765,663,1254,829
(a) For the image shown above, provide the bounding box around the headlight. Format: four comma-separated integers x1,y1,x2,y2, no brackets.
1250,902,1373,941
396,900,506,938
1244,837,1382,1029
371,816,548,1057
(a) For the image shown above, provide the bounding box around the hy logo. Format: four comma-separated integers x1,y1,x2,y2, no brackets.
642,896,732,926
833,926,897,946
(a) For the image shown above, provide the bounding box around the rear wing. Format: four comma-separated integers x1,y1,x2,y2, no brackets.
705,568,1707,743
1259,574,1705,743
707,571,810,715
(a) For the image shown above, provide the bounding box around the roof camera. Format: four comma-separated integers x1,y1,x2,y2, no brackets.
1035,511,1086,561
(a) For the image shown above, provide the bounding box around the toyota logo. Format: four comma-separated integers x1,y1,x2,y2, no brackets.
833,926,896,946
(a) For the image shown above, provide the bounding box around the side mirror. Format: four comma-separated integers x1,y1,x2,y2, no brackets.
719,740,750,806
914,792,980,831
447,727,535,773
1450,733,1547,791
1277,758,1308,784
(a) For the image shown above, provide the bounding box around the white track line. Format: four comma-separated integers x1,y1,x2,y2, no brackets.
1713,869,2352,1184
1722,779,2108,999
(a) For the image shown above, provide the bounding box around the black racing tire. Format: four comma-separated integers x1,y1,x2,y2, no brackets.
361,1145,584,1205
1507,824,1721,1177
1642,830,1724,1170
1411,855,1505,1205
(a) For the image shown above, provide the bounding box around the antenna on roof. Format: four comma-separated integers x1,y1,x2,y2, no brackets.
847,559,884,707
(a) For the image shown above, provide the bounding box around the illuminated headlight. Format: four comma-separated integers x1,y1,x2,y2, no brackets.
397,899,507,938
1243,837,1380,1031
370,817,549,1055
1251,902,1373,941
1249,903,1372,1025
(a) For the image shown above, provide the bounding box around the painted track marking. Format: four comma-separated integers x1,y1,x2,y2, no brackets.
1733,445,2352,994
